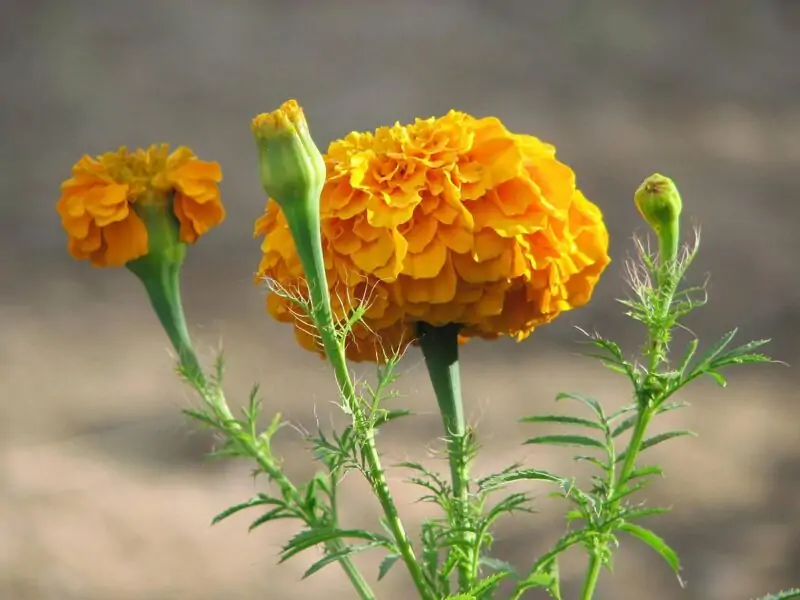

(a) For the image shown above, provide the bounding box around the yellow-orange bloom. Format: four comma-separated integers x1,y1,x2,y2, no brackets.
57,144,224,267
255,110,610,361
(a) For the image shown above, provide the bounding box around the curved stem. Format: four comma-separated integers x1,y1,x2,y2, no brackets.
418,322,474,591
287,212,434,600
128,247,204,385
131,255,376,600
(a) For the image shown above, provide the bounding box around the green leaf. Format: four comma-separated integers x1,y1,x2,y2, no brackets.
705,370,727,387
640,430,696,452
525,434,605,450
752,589,800,600
676,338,699,378
461,572,510,598
521,414,605,430
374,409,413,427
555,392,606,422
479,468,564,491
281,528,391,563
480,493,534,531
573,454,609,471
248,506,297,531
607,404,636,423
689,329,738,374
618,523,681,576
303,542,381,579
377,553,401,581
478,556,520,578
627,465,664,481
656,401,690,414
210,495,276,525
611,415,638,438
616,430,696,463
622,505,670,521
182,408,219,429
606,479,651,504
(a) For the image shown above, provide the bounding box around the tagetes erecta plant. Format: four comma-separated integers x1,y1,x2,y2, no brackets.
56,101,783,600
57,144,224,267
254,110,610,361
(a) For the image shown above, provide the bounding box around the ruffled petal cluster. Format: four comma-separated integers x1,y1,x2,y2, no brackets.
58,144,224,266
255,110,609,361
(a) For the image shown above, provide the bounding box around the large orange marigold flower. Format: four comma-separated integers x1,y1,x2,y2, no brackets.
255,110,610,361
57,144,224,267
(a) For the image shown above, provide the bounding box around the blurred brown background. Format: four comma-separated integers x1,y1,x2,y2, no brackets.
2,1,799,599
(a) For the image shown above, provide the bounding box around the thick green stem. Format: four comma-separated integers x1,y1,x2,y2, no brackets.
580,552,603,600
129,246,375,600
418,322,474,592
128,251,204,385
286,207,434,600
618,409,653,487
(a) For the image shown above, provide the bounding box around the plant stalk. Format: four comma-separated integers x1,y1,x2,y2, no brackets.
580,552,603,600
132,255,376,600
286,212,434,600
418,322,474,592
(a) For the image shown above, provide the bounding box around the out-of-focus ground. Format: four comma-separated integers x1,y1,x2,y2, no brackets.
2,1,800,598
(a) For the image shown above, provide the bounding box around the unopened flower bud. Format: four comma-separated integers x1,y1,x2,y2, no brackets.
251,99,326,220
634,173,682,266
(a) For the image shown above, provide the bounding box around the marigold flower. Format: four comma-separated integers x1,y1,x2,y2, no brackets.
57,144,224,267
255,110,610,361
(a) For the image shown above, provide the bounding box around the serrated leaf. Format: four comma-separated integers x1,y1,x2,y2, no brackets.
616,430,696,464
611,414,638,438
479,468,564,491
479,556,520,578
377,553,401,581
463,572,510,598
573,455,609,472
521,414,605,430
606,479,651,504
752,589,800,600
640,430,696,452
618,523,681,575
716,337,771,360
600,361,633,376
656,401,690,414
607,404,637,423
248,506,297,531
303,542,380,579
689,329,738,374
677,338,700,378
374,409,413,427
480,492,534,532
627,465,664,481
182,408,218,428
211,495,275,525
622,505,670,521
281,528,390,562
525,434,605,450
555,392,606,422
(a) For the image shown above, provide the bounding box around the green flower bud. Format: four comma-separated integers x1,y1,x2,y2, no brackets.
634,173,682,266
251,100,333,343
251,99,327,223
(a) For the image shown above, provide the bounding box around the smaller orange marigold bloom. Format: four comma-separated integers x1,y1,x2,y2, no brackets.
255,110,610,362
57,144,224,267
